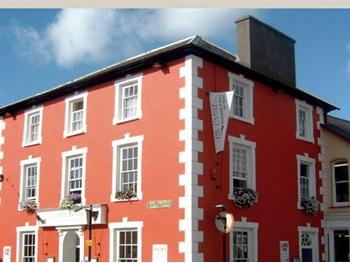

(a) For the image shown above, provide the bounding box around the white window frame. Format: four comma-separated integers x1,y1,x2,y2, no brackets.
230,220,258,262
228,72,254,124
19,157,41,211
64,92,88,138
16,225,39,262
111,135,143,202
332,160,350,207
22,106,43,147
113,74,143,125
295,99,314,143
298,226,319,262
228,135,256,200
109,221,143,262
61,147,87,205
297,154,316,209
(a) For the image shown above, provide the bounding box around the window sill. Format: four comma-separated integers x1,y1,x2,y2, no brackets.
64,129,86,138
22,140,42,148
110,193,143,203
296,134,314,144
113,115,142,125
230,115,255,125
329,204,350,208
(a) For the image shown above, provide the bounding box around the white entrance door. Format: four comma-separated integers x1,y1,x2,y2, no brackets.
58,227,84,262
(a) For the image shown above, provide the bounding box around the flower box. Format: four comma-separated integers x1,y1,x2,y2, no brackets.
115,189,136,200
60,192,81,209
20,200,38,212
301,196,319,215
232,187,258,208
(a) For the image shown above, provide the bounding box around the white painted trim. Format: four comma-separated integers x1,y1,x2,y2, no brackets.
178,55,204,262
230,220,259,261
57,226,84,262
295,99,314,143
296,154,316,209
111,135,144,202
22,106,44,147
60,146,88,205
228,135,256,199
63,92,88,138
228,71,254,125
109,220,143,262
298,226,319,261
113,73,143,125
16,225,39,262
18,156,41,211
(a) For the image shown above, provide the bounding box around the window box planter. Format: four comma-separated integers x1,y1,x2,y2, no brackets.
232,188,258,208
60,193,81,209
20,200,38,212
115,189,137,200
301,196,319,214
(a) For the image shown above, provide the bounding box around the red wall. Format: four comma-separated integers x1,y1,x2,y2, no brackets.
197,60,324,261
0,58,186,262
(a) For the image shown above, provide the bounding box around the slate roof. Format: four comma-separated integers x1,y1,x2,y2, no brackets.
326,115,350,141
0,35,338,116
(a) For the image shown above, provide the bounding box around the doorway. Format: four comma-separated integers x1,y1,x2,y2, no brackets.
58,227,84,262
334,230,350,262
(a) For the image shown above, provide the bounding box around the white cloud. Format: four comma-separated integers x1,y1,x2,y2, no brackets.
11,9,259,68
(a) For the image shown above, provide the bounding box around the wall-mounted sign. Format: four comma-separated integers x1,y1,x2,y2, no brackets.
215,211,234,233
152,244,168,262
147,200,173,209
280,240,289,262
2,246,11,262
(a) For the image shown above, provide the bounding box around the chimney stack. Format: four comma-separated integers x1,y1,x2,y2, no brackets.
235,16,296,87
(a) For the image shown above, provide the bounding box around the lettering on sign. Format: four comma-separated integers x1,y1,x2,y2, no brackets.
152,244,168,262
147,200,173,209
3,246,11,262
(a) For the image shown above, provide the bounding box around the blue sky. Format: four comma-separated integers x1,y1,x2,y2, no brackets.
0,9,349,119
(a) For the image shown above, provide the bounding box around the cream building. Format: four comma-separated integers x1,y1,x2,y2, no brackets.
324,115,350,261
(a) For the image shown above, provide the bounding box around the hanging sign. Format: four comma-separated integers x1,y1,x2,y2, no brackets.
209,91,234,153
215,211,234,234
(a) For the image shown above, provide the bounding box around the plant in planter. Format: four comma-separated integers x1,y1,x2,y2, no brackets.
301,196,319,215
20,200,38,212
232,187,258,208
115,189,137,200
60,192,81,209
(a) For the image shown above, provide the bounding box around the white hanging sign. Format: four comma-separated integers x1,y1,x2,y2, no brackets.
209,91,234,153
215,211,234,233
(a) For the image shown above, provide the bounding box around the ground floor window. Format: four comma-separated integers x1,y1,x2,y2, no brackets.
16,226,38,262
109,221,143,262
230,222,258,262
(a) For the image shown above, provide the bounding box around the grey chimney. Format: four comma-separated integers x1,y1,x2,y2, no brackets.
235,16,296,87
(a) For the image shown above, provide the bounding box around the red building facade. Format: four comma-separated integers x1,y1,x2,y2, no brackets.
0,16,337,262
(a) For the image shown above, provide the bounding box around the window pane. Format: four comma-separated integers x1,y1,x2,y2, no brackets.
233,230,249,262
335,165,348,182
336,182,349,203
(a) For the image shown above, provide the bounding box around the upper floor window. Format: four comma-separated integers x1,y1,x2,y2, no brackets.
114,74,143,124
19,157,41,210
297,155,316,209
111,135,143,202
295,99,314,143
229,135,256,199
64,93,88,137
332,160,349,206
61,147,87,205
228,72,254,124
16,226,38,262
22,107,43,147
109,221,143,262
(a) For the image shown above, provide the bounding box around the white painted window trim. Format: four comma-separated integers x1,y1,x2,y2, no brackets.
228,135,256,200
64,92,88,138
22,106,43,147
331,160,350,207
295,99,314,143
60,146,88,205
109,220,143,262
228,72,254,125
16,225,39,262
297,154,316,209
113,73,143,125
18,156,41,211
230,220,258,262
111,135,144,202
298,226,319,262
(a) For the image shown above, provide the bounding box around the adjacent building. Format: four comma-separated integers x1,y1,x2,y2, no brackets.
0,16,338,262
323,115,350,261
